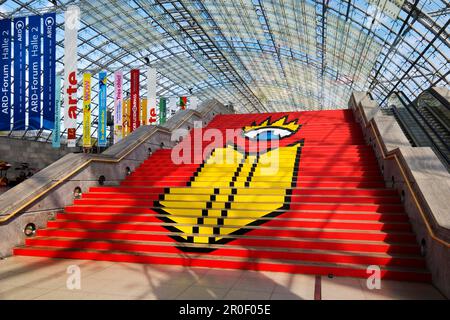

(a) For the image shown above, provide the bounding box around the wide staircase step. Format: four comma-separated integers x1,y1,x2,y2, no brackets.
14,109,430,282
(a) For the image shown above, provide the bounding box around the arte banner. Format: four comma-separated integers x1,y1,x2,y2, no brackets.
42,12,56,130
82,73,91,148
0,19,11,131
98,71,107,147
130,69,140,132
149,103,157,124
141,98,147,125
52,75,61,148
64,5,80,147
147,68,157,125
28,15,41,130
190,96,198,110
159,97,166,125
180,96,187,110
113,71,123,144
13,17,26,130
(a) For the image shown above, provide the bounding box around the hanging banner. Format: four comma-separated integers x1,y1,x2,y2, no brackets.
28,15,41,130
82,73,91,148
64,5,80,147
42,12,56,130
113,71,123,143
126,99,132,136
180,96,187,110
149,103,157,124
130,69,140,132
52,75,62,148
0,19,11,131
159,97,166,125
122,98,129,137
167,97,177,119
13,17,26,130
147,68,157,125
98,71,107,147
141,98,147,125
190,96,198,110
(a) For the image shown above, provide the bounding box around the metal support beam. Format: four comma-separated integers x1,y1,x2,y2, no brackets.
379,17,450,106
149,0,268,113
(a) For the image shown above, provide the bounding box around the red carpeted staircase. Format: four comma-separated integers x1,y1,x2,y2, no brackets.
13,110,430,282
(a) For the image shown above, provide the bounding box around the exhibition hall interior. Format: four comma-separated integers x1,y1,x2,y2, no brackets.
0,0,449,301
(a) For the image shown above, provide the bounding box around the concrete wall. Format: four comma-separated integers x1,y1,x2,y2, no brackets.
432,86,450,103
0,137,78,181
349,92,450,298
0,99,232,258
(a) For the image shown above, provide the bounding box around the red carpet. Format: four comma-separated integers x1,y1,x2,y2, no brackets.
14,110,430,281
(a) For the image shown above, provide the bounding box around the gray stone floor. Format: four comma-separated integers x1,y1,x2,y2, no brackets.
0,256,445,300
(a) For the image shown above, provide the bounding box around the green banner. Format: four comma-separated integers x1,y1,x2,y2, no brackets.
159,97,166,125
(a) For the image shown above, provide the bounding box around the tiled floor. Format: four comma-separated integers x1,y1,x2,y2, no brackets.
0,256,445,300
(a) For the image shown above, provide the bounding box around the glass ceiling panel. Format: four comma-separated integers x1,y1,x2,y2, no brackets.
0,0,448,143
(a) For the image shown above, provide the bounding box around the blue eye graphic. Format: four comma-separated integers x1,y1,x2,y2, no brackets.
243,127,294,141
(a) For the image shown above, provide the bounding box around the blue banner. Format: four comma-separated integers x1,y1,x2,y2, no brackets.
42,13,56,129
98,71,107,147
0,19,11,131
13,17,26,130
52,75,61,148
28,15,41,130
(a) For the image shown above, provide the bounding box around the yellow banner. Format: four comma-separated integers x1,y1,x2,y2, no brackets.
82,73,92,147
122,99,130,137
141,98,148,125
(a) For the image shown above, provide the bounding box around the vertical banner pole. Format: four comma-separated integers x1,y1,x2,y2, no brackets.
82,73,91,148
130,69,140,132
114,71,123,144
147,68,157,124
64,5,80,147
0,19,12,131
28,15,41,130
98,71,107,147
52,75,61,148
43,12,56,130
13,17,26,130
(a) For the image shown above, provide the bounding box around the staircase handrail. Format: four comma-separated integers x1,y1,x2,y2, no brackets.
417,89,450,133
429,87,450,113
397,91,450,152
0,100,229,223
390,105,421,147
354,98,449,248
393,92,450,166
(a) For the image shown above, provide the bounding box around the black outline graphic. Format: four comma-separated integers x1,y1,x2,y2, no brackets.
152,116,304,252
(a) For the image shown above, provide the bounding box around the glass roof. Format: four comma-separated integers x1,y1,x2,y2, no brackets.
0,0,448,143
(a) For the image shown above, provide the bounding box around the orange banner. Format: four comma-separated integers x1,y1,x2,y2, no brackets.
122,99,130,137
141,98,148,125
